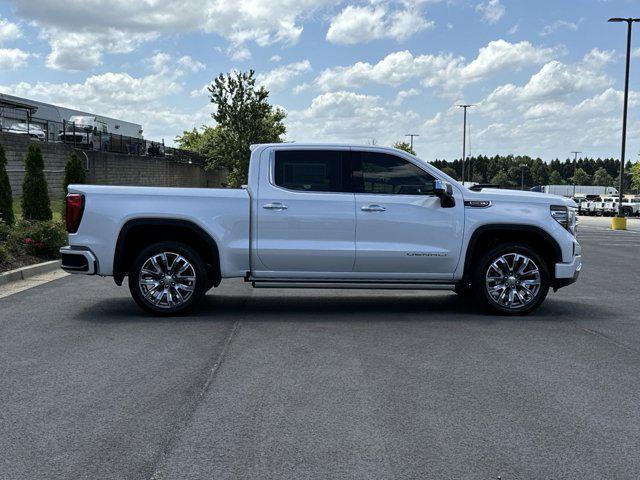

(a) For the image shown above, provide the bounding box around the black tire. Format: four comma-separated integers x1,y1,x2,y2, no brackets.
472,242,550,316
622,207,632,217
128,241,208,316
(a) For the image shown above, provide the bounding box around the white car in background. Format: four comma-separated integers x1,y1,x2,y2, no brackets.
5,123,46,141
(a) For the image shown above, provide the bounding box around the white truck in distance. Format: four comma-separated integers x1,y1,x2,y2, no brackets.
60,144,581,316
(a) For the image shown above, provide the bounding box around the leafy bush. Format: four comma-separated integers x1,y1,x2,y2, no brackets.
0,143,14,225
0,220,10,241
8,220,66,258
0,243,11,265
21,144,52,221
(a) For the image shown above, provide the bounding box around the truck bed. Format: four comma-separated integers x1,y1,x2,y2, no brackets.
67,185,251,277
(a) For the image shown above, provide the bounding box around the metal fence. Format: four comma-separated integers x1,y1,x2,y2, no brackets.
0,110,205,166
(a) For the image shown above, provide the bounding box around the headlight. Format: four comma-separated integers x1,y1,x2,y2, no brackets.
550,205,577,235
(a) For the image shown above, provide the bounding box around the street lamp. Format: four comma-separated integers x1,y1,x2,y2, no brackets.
609,17,640,221
405,133,419,152
520,164,527,190
457,104,475,184
571,151,582,197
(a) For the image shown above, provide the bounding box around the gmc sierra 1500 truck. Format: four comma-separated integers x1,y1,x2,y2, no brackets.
60,144,581,316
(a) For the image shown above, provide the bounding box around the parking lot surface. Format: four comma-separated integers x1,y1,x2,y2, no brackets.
1,217,639,480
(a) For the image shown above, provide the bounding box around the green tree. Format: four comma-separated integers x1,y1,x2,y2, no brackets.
441,166,458,179
490,171,510,188
62,152,86,218
392,140,416,155
21,144,51,221
0,143,14,225
630,162,640,192
549,170,564,185
593,167,613,187
572,167,590,186
207,70,286,187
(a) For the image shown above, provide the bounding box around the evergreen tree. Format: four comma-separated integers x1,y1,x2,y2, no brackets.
62,152,86,218
0,143,14,225
21,144,52,221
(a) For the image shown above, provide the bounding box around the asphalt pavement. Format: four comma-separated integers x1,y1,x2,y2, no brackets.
1,216,639,480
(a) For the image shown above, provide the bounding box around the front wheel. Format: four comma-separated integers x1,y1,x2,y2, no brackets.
473,243,550,315
128,241,208,315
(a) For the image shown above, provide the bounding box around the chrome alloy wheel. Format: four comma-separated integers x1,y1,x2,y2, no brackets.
138,252,196,308
485,253,541,310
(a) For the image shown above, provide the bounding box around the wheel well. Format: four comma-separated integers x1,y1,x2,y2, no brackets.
463,226,562,282
113,219,221,286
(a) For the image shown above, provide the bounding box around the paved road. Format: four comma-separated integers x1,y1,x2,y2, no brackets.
1,217,639,479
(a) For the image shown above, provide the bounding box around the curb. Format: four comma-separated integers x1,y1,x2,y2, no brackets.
0,260,62,287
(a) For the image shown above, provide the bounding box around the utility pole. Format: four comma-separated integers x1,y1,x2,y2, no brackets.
609,17,640,219
405,133,419,152
571,151,582,197
520,164,527,191
457,104,475,185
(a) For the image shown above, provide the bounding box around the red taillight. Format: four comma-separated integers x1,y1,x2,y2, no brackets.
65,193,84,233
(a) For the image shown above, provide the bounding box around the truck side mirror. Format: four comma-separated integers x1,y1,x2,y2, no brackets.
434,180,455,208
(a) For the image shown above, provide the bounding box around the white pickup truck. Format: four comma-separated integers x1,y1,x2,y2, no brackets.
60,144,581,316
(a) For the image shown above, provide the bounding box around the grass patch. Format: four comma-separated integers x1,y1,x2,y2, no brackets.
12,198,63,222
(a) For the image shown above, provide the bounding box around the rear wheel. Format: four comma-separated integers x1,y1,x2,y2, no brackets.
472,243,549,315
128,241,208,315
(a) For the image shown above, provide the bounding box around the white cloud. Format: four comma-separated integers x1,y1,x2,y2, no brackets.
286,90,419,144
10,0,338,67
507,24,518,35
476,0,505,24
178,55,205,72
326,4,433,44
315,40,557,92
257,60,312,92
540,20,579,37
0,48,31,70
270,55,282,62
0,16,21,44
44,28,156,70
391,88,420,106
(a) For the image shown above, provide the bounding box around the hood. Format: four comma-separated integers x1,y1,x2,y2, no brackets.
465,187,577,207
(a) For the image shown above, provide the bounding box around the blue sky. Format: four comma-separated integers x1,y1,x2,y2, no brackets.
1,0,639,161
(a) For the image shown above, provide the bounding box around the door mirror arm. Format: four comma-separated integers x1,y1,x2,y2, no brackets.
434,180,456,208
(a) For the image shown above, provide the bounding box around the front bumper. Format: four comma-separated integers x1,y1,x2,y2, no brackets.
60,246,97,275
553,254,581,289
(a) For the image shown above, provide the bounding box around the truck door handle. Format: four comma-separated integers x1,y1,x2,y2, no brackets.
361,204,386,212
263,202,288,211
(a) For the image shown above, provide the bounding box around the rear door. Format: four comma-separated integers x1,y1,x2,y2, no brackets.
254,148,356,277
351,150,464,278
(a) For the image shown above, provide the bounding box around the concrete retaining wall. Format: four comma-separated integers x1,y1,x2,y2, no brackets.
1,132,226,198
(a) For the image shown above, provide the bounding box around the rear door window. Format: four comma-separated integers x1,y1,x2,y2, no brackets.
274,150,351,193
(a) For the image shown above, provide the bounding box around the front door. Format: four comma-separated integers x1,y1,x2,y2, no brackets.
351,150,464,279
254,148,356,276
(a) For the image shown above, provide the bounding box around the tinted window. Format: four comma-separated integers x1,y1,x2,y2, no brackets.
351,152,435,195
274,150,350,193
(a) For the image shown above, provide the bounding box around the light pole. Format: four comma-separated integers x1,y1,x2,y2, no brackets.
609,17,640,219
405,133,419,152
457,104,475,184
520,164,527,190
571,151,582,197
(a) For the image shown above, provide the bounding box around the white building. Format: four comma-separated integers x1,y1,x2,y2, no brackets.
0,93,143,140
